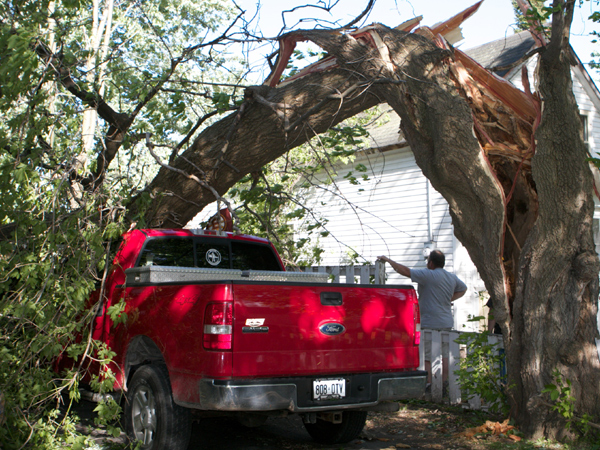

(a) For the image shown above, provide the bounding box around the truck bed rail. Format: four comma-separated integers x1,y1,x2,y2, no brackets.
125,266,331,285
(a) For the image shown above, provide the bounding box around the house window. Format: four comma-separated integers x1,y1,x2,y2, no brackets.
580,114,589,150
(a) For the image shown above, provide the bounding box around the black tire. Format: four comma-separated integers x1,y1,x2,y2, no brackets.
124,364,191,450
304,410,367,444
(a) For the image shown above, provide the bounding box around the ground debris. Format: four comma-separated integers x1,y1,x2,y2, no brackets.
455,418,520,440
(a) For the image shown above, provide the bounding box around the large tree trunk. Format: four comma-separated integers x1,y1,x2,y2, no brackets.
134,4,600,437
507,1,600,438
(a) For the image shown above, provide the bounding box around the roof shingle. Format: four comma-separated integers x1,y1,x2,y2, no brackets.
464,31,536,77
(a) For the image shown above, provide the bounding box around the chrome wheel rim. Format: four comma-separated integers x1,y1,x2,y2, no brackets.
131,384,157,447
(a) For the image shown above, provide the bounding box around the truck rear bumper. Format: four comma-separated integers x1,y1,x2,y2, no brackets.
177,371,427,412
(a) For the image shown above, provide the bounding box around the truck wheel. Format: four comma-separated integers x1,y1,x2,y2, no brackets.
304,410,367,444
124,365,190,450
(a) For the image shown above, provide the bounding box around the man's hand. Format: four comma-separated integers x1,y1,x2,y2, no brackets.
377,256,410,278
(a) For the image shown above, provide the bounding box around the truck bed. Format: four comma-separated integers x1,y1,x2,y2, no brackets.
122,267,419,379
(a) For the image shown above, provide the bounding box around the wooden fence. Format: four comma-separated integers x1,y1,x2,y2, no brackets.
293,261,386,285
420,329,504,408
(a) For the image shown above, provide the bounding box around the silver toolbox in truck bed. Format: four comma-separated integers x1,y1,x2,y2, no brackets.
125,266,330,285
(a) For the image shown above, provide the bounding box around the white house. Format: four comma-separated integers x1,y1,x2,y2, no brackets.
297,31,600,332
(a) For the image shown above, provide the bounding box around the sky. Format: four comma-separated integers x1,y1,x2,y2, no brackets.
233,0,599,80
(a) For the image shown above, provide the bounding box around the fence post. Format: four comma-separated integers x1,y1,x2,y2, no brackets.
375,260,386,285
467,336,482,409
448,331,461,405
419,330,427,371
331,266,340,283
345,265,355,284
359,265,369,284
431,330,443,402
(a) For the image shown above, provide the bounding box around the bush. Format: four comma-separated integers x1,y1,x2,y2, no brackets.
454,318,509,415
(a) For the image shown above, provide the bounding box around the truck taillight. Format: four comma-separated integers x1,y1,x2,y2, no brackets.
414,303,421,346
203,302,233,350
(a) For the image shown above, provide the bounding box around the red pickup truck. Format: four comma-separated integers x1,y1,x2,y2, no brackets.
79,228,425,449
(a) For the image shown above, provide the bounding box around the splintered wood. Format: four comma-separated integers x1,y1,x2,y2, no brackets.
450,48,540,168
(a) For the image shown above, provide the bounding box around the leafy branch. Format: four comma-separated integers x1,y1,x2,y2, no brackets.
541,370,600,438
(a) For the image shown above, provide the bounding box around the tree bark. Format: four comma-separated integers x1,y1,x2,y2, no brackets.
507,0,600,438
133,10,600,437
137,64,389,226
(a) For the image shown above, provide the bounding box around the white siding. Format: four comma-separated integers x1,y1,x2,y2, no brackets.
303,147,448,269
573,68,600,159
299,146,483,331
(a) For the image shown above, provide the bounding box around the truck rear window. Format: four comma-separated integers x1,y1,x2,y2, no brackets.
231,241,282,271
137,237,282,271
137,237,194,267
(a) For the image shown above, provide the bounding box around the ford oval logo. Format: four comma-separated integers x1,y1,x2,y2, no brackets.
319,323,346,336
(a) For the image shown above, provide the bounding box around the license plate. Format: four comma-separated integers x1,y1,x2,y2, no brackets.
313,378,346,400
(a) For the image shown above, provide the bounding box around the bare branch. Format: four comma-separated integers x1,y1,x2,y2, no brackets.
143,134,240,233
340,0,376,30
170,110,220,163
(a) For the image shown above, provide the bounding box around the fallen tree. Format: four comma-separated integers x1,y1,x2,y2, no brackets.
135,0,600,438
4,0,597,442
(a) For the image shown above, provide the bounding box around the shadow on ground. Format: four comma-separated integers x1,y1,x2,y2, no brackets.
74,399,508,450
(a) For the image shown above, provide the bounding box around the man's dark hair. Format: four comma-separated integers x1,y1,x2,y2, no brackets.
428,250,445,268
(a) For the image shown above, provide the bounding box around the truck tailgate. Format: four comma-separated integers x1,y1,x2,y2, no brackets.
232,282,419,378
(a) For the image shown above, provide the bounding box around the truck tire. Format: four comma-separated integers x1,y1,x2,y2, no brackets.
124,364,191,450
304,410,367,444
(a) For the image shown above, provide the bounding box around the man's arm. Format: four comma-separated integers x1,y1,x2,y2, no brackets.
450,290,466,302
377,255,411,278
451,277,468,302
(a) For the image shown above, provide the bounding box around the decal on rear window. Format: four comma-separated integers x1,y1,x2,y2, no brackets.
206,249,222,266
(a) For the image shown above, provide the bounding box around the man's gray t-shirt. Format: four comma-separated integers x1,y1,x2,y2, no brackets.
410,268,467,329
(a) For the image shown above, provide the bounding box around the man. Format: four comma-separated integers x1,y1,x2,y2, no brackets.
377,250,467,382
